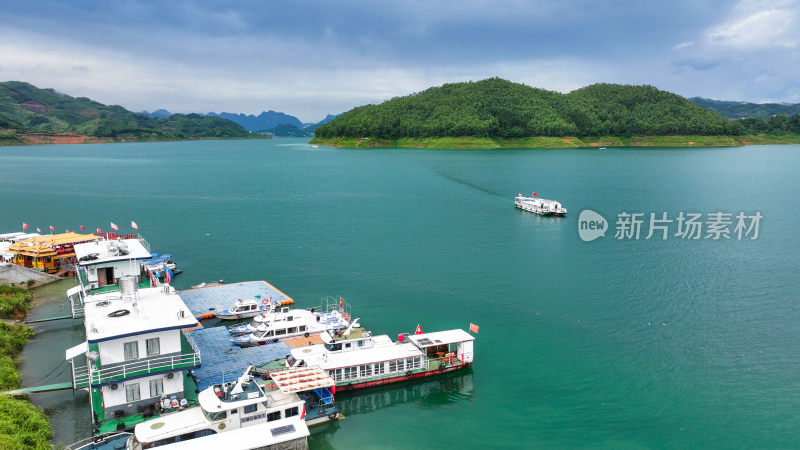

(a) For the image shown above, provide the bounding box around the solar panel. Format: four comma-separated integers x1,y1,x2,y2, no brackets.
271,424,296,437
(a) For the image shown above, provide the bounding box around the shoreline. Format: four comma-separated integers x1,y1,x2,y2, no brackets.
0,132,270,147
309,134,800,149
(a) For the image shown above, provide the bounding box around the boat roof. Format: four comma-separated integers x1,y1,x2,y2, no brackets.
155,417,309,449
8,232,98,256
198,380,297,412
408,329,475,348
269,367,335,393
0,232,25,240
133,407,206,443
82,286,197,343
293,336,424,369
142,254,172,266
74,239,151,266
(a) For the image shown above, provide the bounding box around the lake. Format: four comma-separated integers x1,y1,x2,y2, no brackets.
2,138,799,448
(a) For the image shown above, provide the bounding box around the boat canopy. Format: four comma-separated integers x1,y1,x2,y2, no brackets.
269,367,335,393
142,254,171,266
408,329,475,348
65,341,88,360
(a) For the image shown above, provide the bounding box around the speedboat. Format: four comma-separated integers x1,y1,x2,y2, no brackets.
214,296,281,320
231,309,352,347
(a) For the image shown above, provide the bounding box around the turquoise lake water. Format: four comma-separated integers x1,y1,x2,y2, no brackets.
2,138,799,448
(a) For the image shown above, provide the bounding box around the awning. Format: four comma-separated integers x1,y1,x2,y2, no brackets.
66,285,83,297
408,329,475,348
269,366,335,393
65,341,88,360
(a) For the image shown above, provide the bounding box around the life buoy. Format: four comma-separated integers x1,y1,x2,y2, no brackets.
261,299,268,305
406,371,413,378
219,423,226,430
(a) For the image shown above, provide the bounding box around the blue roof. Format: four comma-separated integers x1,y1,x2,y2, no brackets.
142,254,171,266
188,326,292,390
178,281,294,319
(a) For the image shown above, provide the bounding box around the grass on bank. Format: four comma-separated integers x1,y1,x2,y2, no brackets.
0,285,52,450
309,134,800,149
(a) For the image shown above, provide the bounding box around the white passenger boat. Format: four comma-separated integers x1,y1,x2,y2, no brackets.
214,296,282,320
124,367,314,449
230,309,351,347
289,328,475,391
514,193,567,216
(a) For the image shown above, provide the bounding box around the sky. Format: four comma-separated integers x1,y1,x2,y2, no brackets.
2,0,800,123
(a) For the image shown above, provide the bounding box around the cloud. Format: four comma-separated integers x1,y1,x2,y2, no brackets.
706,0,800,49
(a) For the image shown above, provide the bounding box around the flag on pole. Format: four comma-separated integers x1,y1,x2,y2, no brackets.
415,324,423,335
533,192,537,196
22,222,28,230
164,263,173,283
97,228,103,234
469,323,480,333
131,221,139,230
80,225,85,230
339,297,344,308
110,222,119,231
36,227,41,233
49,225,55,231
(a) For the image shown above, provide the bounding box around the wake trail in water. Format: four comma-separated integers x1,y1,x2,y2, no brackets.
434,170,506,200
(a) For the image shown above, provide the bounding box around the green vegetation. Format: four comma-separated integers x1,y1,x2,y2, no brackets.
690,97,800,119
0,285,52,449
0,81,252,144
315,78,745,142
313,135,800,149
264,123,316,137
0,285,34,320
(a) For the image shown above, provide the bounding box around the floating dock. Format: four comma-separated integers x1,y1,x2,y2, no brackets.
187,327,293,390
179,280,295,320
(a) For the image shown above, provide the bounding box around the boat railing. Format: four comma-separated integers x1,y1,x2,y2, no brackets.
423,352,473,371
64,432,132,450
72,364,90,390
182,329,201,355
89,352,201,386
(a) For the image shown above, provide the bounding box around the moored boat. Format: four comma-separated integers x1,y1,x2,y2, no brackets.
230,309,351,347
214,296,283,320
289,328,475,391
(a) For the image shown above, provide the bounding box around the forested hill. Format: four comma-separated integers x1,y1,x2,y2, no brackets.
314,78,742,140
690,97,800,119
0,81,251,145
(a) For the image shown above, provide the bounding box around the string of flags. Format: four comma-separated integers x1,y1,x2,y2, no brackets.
21,221,142,233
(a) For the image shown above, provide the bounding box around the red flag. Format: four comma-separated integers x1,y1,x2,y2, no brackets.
65,229,70,233
131,221,139,230
469,323,479,333
164,264,171,283
22,222,28,230
36,227,41,233
80,225,85,230
97,228,103,234
339,297,344,308
110,222,119,231
49,225,55,231
415,324,423,335
533,192,537,196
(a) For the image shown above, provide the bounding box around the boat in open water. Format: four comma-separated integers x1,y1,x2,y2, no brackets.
515,193,567,216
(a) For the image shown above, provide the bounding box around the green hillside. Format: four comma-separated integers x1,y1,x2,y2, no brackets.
690,97,800,119
313,78,746,144
0,81,251,145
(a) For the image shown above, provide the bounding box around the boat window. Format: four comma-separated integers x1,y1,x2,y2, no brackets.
243,404,258,414
288,327,297,334
299,325,306,332
373,362,385,375
345,343,351,349
285,406,299,418
357,340,364,347
275,329,286,336
343,367,357,380
146,428,216,448
123,341,139,360
203,409,227,421
324,342,342,352
125,383,141,402
329,369,342,381
267,411,281,422
359,364,372,378
287,316,293,321
146,337,160,356
388,359,405,373
265,330,273,337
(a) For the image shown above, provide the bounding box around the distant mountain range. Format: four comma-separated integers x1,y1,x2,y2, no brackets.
140,109,341,136
689,97,800,119
0,81,251,145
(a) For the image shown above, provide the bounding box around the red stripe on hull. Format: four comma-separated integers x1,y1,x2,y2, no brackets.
336,363,472,391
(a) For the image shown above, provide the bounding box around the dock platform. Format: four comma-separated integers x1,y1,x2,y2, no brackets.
187,327,293,390
179,280,296,320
